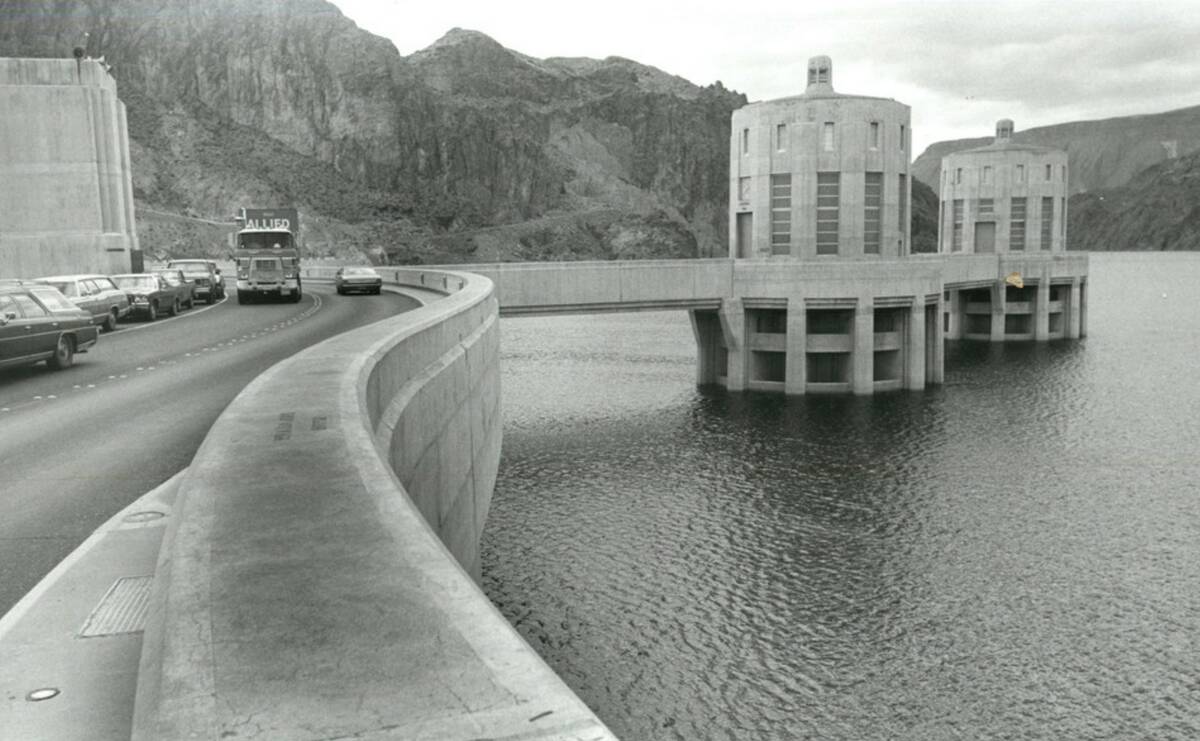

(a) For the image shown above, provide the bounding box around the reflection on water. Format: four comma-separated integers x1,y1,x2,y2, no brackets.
481,254,1200,741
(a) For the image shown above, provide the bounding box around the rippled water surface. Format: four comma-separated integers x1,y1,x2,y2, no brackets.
480,253,1200,740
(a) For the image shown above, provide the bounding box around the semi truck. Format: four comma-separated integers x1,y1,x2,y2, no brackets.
234,207,303,304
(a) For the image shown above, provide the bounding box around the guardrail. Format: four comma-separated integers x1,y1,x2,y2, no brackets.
132,268,614,740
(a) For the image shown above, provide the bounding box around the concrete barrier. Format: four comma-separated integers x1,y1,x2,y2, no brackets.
133,269,614,740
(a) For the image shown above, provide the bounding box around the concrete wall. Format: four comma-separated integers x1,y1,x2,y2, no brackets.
133,269,614,740
0,58,139,277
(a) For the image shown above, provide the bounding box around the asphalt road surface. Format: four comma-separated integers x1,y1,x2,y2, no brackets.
0,285,418,615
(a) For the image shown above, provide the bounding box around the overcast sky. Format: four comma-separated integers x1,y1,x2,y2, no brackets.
332,0,1200,154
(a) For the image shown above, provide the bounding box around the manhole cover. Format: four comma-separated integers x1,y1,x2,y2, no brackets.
123,511,165,523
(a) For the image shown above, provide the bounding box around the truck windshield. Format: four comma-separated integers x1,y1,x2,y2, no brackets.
239,233,294,250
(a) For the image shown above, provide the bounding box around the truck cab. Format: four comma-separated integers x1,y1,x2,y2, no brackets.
235,228,302,304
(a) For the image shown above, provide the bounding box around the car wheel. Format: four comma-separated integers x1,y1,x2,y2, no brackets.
48,335,74,370
147,302,158,321
102,309,118,332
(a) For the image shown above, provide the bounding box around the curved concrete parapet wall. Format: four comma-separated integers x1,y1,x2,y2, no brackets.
133,268,614,740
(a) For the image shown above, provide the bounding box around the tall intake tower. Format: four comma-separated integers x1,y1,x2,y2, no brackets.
729,56,912,258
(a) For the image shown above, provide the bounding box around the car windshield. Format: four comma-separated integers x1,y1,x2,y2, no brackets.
343,268,378,276
113,275,158,290
29,288,78,313
157,273,182,285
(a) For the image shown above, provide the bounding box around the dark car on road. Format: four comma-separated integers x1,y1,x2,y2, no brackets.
33,274,131,332
166,259,225,303
0,283,99,371
112,273,191,321
334,266,383,295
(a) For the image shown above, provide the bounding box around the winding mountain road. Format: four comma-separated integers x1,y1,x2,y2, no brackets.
0,285,418,615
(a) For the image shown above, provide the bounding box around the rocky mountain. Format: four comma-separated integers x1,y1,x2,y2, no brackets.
1068,150,1200,251
913,105,1200,195
0,0,751,263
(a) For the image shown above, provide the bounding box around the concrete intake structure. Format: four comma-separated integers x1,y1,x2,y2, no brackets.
939,120,1084,340
0,58,139,276
706,60,1087,394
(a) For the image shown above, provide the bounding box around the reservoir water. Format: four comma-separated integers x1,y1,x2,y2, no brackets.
481,253,1200,741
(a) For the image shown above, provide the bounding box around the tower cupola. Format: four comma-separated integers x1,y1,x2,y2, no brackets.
806,55,834,94
996,118,1014,143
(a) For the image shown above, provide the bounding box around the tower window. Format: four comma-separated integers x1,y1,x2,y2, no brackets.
770,174,792,255
955,168,963,184
776,123,787,151
1045,163,1052,181
1016,164,1025,183
952,199,964,251
741,128,749,155
823,122,835,151
816,172,840,254
869,122,880,149
1010,197,1026,251
982,166,993,185
1041,196,1054,249
898,174,908,235
738,176,751,202
900,124,906,151
864,172,882,254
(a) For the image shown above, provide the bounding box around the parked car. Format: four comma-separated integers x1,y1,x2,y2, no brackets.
112,273,191,320
165,259,225,303
334,266,383,295
33,274,131,332
151,269,196,310
0,282,99,370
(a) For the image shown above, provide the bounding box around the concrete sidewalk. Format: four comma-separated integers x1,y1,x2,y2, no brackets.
0,473,181,740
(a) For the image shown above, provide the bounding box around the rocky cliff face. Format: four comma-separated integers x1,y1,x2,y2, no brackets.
1,1,752,263
912,105,1200,195
1068,150,1200,251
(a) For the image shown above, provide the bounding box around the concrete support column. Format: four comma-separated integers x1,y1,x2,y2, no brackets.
929,298,945,384
905,300,926,390
688,310,721,386
945,290,962,340
852,301,874,395
1079,280,1088,338
784,297,807,395
990,280,1006,342
1034,275,1051,341
1067,278,1082,339
719,298,747,391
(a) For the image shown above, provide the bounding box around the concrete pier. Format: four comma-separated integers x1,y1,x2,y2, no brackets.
0,58,139,277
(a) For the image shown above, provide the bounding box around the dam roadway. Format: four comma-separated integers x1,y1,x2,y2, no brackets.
0,285,418,616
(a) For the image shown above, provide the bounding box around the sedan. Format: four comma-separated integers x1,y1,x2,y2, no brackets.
335,267,383,295
33,274,131,332
0,283,99,371
112,273,190,321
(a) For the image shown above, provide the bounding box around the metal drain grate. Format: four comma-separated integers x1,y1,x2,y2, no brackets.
78,575,154,638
